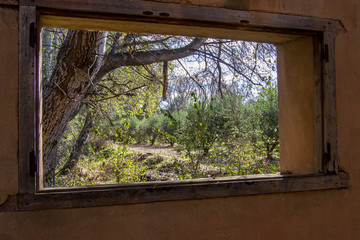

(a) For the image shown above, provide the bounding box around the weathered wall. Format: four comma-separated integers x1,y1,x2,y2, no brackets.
277,36,316,174
0,6,18,204
0,0,360,239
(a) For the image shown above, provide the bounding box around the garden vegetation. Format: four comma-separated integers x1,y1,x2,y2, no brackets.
40,28,279,187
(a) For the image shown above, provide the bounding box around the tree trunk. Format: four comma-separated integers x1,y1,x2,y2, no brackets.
42,30,107,177
41,28,52,83
58,112,95,175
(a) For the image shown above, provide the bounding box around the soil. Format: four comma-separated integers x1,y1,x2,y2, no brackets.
127,144,183,157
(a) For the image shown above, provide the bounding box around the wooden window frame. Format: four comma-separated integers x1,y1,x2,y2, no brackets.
13,1,349,211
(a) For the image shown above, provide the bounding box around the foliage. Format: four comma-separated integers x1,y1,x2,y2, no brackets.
98,146,146,184
42,28,280,186
142,114,164,145
158,110,185,146
177,93,230,155
243,86,279,160
54,145,147,186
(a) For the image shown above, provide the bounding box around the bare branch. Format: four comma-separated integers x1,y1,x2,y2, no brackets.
79,84,147,103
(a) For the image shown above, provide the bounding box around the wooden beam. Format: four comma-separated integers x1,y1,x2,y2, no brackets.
18,6,37,197
322,30,338,173
313,35,323,173
18,0,341,33
11,173,349,211
39,14,302,44
0,0,18,5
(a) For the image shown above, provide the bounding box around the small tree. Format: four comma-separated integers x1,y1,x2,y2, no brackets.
244,86,279,160
257,87,279,160
143,114,163,145
178,93,229,155
158,110,184,147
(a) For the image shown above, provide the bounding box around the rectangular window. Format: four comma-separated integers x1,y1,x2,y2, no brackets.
40,27,279,188
14,4,349,211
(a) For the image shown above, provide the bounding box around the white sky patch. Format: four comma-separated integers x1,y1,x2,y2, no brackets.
167,39,278,100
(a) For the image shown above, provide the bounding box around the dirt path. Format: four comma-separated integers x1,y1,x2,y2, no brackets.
127,144,182,157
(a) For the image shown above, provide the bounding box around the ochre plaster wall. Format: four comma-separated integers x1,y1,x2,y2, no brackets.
0,1,360,239
277,37,316,174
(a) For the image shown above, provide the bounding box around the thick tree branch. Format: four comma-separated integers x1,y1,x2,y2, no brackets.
95,37,207,81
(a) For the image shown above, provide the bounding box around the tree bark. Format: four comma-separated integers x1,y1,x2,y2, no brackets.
42,30,107,176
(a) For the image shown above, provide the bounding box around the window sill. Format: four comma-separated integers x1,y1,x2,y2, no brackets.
0,172,350,211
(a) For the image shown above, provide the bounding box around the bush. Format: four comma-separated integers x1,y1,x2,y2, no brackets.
143,114,164,145
158,110,185,146
177,93,230,155
96,146,146,183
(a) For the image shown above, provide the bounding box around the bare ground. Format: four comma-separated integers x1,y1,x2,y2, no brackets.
126,144,182,157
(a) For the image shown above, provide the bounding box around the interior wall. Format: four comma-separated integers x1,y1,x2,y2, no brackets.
0,0,360,239
0,6,18,205
277,36,316,174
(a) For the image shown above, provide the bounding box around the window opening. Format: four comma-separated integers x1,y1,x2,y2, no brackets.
12,5,349,211
40,27,279,188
